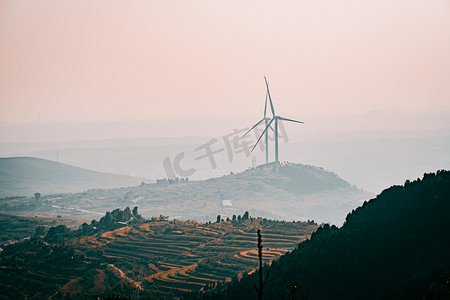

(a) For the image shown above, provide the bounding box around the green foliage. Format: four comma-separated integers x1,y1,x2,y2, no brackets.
123,206,132,220
94,207,135,231
36,207,141,243
132,206,139,216
34,192,41,201
34,225,47,238
242,211,249,221
44,224,71,243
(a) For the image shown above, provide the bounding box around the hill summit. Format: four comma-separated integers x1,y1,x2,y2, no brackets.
167,162,372,224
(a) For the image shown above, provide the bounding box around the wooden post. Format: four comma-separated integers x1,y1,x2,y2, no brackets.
258,229,263,300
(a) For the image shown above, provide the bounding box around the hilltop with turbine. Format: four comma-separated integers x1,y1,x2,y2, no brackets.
1,160,372,225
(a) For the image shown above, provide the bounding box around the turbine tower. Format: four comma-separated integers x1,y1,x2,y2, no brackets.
251,77,304,167
243,88,272,164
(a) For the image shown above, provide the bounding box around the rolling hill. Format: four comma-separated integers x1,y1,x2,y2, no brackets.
1,162,372,225
0,157,145,197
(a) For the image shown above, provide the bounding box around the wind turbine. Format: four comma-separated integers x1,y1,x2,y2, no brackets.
243,88,273,164
251,77,304,166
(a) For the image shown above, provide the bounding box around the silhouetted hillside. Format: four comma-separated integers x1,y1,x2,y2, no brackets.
0,157,144,197
195,170,450,300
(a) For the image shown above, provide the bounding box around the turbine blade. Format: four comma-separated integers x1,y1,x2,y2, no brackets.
264,76,275,117
278,116,304,124
264,91,268,118
252,118,274,152
242,118,265,137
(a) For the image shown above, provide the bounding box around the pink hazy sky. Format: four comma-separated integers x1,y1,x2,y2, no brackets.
1,0,449,123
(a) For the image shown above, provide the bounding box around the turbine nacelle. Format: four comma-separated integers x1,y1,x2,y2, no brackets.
250,116,303,152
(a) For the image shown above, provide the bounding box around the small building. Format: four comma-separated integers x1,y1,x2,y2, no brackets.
222,200,232,207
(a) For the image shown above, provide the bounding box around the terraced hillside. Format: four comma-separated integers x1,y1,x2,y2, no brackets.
72,217,317,296
0,213,317,299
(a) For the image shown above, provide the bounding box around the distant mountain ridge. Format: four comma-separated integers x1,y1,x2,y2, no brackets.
0,157,145,197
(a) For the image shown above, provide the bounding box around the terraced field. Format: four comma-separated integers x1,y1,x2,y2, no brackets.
72,218,317,296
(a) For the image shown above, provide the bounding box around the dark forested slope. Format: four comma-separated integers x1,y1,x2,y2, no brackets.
196,170,450,300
